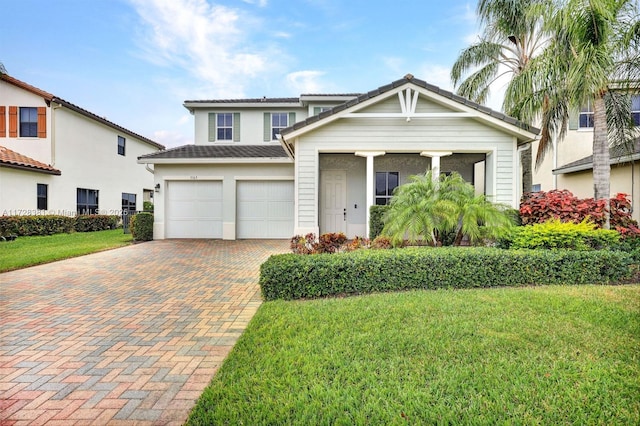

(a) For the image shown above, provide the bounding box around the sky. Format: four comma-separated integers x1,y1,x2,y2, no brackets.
2,0,494,149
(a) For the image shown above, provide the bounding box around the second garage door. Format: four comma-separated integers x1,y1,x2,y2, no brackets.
166,181,222,238
237,181,294,239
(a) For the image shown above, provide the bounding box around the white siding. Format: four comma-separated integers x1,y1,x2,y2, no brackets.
294,115,516,232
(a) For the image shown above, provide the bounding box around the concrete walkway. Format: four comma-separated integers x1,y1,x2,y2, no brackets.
0,239,289,425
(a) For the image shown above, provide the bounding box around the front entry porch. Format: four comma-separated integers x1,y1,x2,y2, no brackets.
318,151,488,237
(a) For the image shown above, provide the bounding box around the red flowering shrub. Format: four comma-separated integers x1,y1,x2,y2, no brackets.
520,190,638,235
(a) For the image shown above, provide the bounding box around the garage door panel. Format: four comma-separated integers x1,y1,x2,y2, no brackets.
166,181,222,238
237,181,293,239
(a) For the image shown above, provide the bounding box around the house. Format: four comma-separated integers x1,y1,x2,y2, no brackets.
138,74,539,240
0,74,164,217
531,95,640,221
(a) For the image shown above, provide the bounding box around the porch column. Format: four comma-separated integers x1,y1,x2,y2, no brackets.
420,151,452,180
355,151,385,237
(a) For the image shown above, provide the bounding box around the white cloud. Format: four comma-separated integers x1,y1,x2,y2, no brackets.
241,0,268,6
416,64,454,90
153,129,193,148
286,70,326,93
129,0,274,97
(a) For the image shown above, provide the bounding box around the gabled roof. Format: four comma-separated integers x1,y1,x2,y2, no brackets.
553,138,640,174
0,146,61,175
280,74,540,137
1,74,164,150
138,144,290,163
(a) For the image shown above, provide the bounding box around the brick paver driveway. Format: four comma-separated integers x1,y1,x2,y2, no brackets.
1,239,288,425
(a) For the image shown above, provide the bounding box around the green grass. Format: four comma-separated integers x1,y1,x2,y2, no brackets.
188,285,640,425
0,229,133,272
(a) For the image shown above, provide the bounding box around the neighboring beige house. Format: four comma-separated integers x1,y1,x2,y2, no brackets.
0,74,164,217
531,95,640,221
139,75,539,240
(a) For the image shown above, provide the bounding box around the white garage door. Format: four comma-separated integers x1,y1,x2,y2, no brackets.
237,181,294,239
166,181,222,238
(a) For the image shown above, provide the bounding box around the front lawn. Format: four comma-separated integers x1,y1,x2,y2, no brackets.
188,285,640,425
0,229,133,272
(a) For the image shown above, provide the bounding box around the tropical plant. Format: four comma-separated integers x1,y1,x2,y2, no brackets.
509,0,640,228
451,0,550,193
381,171,515,246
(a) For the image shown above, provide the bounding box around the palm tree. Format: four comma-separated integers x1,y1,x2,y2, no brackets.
451,0,550,194
381,171,515,246
509,0,640,228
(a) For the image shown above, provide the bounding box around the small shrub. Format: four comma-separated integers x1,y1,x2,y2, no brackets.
371,235,393,249
260,248,632,300
130,212,153,241
290,233,348,254
507,219,620,250
344,236,370,252
74,215,119,232
0,215,75,236
369,205,390,239
143,201,154,212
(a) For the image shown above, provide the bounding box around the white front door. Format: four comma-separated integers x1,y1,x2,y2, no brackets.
320,170,347,234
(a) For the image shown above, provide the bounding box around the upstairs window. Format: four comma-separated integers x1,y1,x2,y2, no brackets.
271,113,288,140
217,113,233,140
20,107,38,137
118,136,126,156
579,101,594,128
632,95,640,126
37,183,48,210
375,172,399,205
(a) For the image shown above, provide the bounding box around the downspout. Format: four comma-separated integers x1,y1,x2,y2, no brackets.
552,133,558,189
51,102,62,166
145,164,154,174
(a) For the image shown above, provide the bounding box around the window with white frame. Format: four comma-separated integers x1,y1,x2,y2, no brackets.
579,101,594,128
217,113,233,140
632,95,640,126
375,172,399,205
271,113,288,140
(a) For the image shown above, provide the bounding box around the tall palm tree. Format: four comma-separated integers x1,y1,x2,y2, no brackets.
509,0,640,228
451,0,549,194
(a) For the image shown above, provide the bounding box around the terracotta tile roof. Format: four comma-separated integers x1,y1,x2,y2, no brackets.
0,146,61,175
138,144,289,160
1,74,164,150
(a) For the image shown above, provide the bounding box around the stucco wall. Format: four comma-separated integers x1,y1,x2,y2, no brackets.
152,162,294,239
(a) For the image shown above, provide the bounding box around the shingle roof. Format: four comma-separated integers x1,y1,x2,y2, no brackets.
281,74,540,136
138,144,289,160
0,146,61,175
553,138,640,174
1,74,164,150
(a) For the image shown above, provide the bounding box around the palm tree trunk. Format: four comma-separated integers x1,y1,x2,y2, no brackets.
592,95,610,229
521,145,532,194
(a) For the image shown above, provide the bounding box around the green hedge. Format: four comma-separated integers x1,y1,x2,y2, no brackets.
0,214,120,236
74,215,120,232
0,215,75,236
369,205,390,239
130,212,153,241
260,247,632,300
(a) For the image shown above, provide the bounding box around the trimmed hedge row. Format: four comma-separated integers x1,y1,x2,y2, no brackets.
260,247,632,300
369,205,389,239
0,215,120,236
